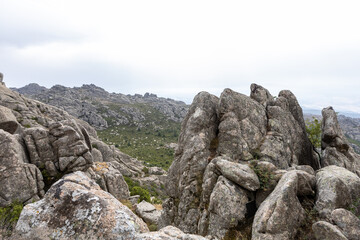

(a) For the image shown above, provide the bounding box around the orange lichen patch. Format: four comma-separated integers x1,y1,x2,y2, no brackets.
93,162,109,173
154,204,163,211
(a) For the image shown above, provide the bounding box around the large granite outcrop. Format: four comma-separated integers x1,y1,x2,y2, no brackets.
162,84,319,238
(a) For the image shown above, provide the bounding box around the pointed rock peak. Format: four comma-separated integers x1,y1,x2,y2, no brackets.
250,83,273,106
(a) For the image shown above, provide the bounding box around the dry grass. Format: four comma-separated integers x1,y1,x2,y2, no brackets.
154,204,163,211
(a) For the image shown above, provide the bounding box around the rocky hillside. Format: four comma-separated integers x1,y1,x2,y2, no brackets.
0,76,172,239
12,83,188,169
12,83,188,130
4,75,360,239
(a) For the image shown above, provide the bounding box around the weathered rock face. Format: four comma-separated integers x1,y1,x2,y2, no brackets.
206,176,252,239
250,83,273,106
164,91,219,233
312,208,360,240
252,170,315,240
90,138,144,177
0,129,44,207
0,105,19,134
23,120,93,176
135,201,161,226
315,165,360,219
321,107,360,176
15,171,149,239
137,225,207,240
86,161,130,200
218,88,267,161
162,85,319,237
312,221,348,240
215,158,260,191
331,208,360,240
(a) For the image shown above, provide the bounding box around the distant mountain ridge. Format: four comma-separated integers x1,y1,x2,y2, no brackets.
12,83,189,130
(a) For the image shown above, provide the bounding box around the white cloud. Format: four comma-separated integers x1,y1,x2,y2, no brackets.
1,0,360,111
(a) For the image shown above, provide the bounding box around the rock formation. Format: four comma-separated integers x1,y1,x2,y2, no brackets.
321,107,360,175
162,84,320,239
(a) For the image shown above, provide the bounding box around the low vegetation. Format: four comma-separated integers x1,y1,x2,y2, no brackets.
305,117,322,148
0,201,23,237
124,176,163,203
249,162,274,191
295,196,320,240
98,103,180,170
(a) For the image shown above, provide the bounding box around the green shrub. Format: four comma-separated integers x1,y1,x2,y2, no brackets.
305,117,322,148
131,186,151,203
142,167,149,174
124,176,151,203
249,162,274,191
0,200,24,236
148,223,158,231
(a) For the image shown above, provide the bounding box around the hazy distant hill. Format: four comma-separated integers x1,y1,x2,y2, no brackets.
12,83,188,130
12,83,189,169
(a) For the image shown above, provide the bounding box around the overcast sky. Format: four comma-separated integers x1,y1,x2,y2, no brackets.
1,1,360,114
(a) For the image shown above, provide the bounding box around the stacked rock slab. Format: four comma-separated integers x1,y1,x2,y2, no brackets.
23,119,93,176
321,106,360,176
162,84,319,238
